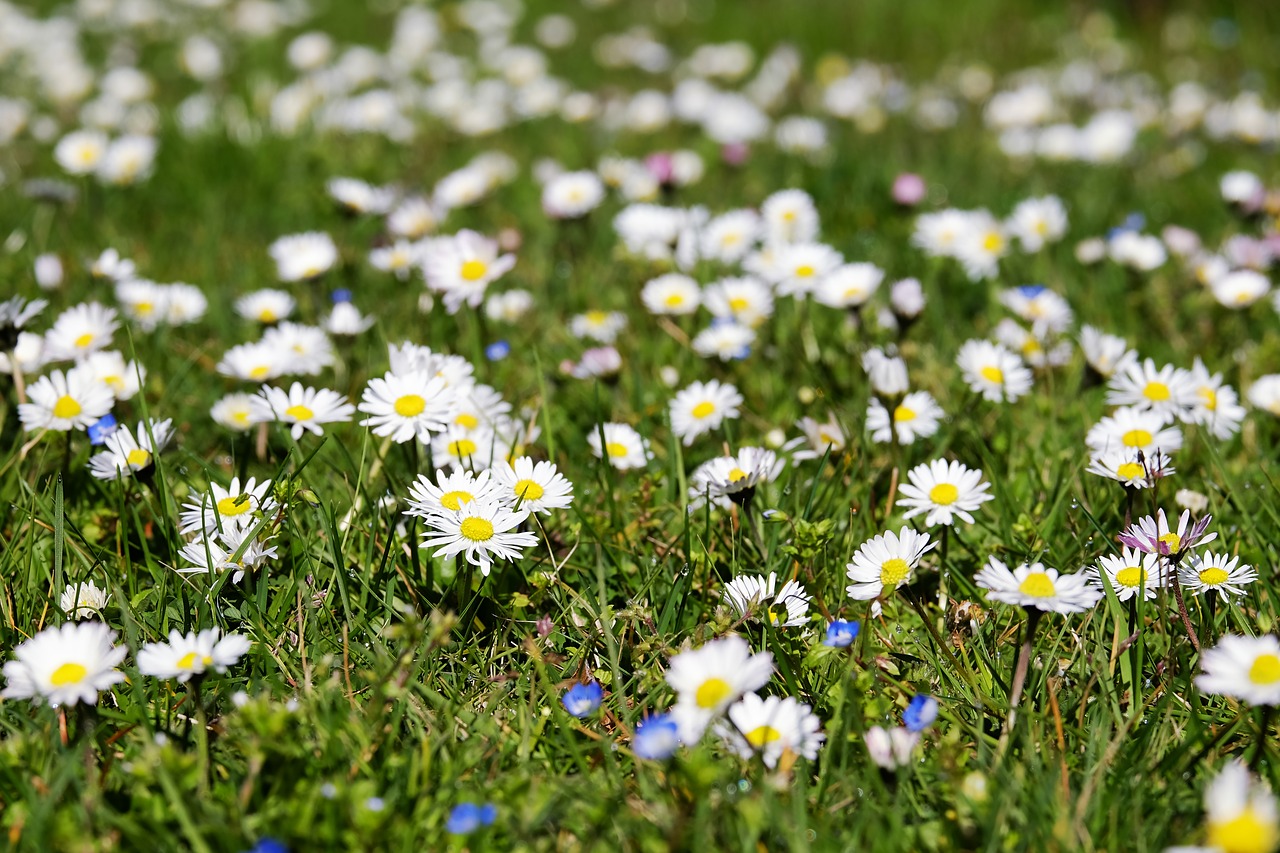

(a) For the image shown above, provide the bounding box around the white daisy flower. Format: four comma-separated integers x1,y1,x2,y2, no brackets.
897,459,994,527
450,384,512,433
1247,375,1280,417
1085,406,1183,457
1005,195,1067,252
1080,325,1137,380
721,572,811,627
405,469,501,519
421,230,516,314
43,302,118,362
216,341,288,383
760,189,818,244
358,371,456,444
975,558,1101,613
691,321,754,361
88,248,137,283
998,284,1073,333
715,693,825,768
862,348,910,397
81,350,146,401
177,527,280,584
235,289,296,324
1197,636,1280,706
60,581,111,619
179,476,277,535
669,380,743,446
542,170,605,219
259,322,334,376
418,499,538,576
866,390,943,445
1183,358,1246,440
1106,358,1197,420
485,290,536,323
87,418,173,480
323,302,375,336
772,242,843,298
666,635,773,742
1085,448,1174,490
54,129,109,175
137,628,251,683
1210,269,1271,308
568,310,627,344
845,527,937,600
640,273,701,316
386,196,440,239
430,426,498,472
1092,548,1163,601
18,366,114,432
956,339,1034,402
1,622,127,707
794,415,847,460
269,232,339,282
211,392,264,433
812,262,884,310
253,382,355,440
327,177,396,215
699,209,760,264
491,457,574,514
1181,553,1257,601
703,276,774,327
587,422,650,471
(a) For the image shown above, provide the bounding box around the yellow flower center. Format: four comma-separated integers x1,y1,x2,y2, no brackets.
216,495,250,516
767,604,790,625
176,651,214,670
50,662,88,686
1159,532,1181,552
795,264,816,278
1115,566,1145,588
52,395,82,419
695,677,733,709
1121,429,1152,448
663,293,685,308
136,302,154,315
393,394,425,417
258,308,277,323
1198,567,1229,586
745,725,783,747
1019,573,1056,598
1249,654,1280,685
929,483,959,505
514,479,544,501
606,441,629,458
728,297,749,312
439,490,473,511
454,413,479,429
1142,381,1170,402
232,410,250,426
880,557,911,587
691,401,716,419
459,517,495,541
1116,462,1145,480
893,405,916,423
74,333,94,348
586,310,608,324
1208,809,1279,853
980,366,1004,384
460,260,488,281
450,439,478,458
285,404,314,421
1199,387,1218,411
103,374,123,390
126,448,151,468
727,467,748,483
249,365,270,380
981,232,1004,252
782,210,797,222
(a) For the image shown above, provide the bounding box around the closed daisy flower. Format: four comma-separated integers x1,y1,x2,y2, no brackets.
2,622,127,707
1106,358,1196,420
666,635,773,742
418,499,538,576
358,371,456,444
715,693,824,768
19,366,114,432
1181,552,1257,601
1092,548,1163,601
1085,406,1183,456
956,339,1034,402
846,527,937,600
975,558,1101,613
866,390,943,445
137,628,251,683
640,273,701,316
587,422,650,470
1197,636,1280,706
669,380,743,446
253,382,355,440
897,459,993,527
491,457,574,514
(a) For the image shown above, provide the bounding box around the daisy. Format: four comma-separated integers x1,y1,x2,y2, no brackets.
1118,508,1216,560
794,414,847,460
1210,269,1271,308
87,417,173,480
1106,359,1196,420
97,135,157,185
760,189,819,244
897,459,994,527
975,558,1101,613
1197,636,1280,706
669,380,743,446
1200,762,1280,853
179,476,278,535
260,322,334,376
0,296,47,350
211,392,264,432
866,390,943,446
235,289,296,324
666,635,773,742
542,170,605,219
1086,448,1174,489
568,310,627,344
491,457,574,514
81,350,146,401
953,212,1008,281
358,371,456,444
324,302,375,336
177,527,280,584
451,384,512,433
700,209,760,264
113,280,169,331
845,527,937,600
697,446,783,505
722,572,811,627
865,725,920,769
137,628,251,683
216,341,288,383
2,622,127,707
862,348,910,397
327,177,396,215
956,339,1034,402
1079,326,1137,381
269,232,338,282
588,422,650,471
640,273,701,316
691,321,754,361
54,129,109,175
405,469,501,519
485,290,536,324
418,499,538,576
1092,548,1163,601
422,230,516,314
387,196,440,238
430,426,499,472
60,581,110,619
715,693,825,768
772,242,843,298
1085,406,1183,457
998,284,1073,333
88,248,137,283
1181,553,1257,601
43,302,118,362
18,367,114,432
1184,358,1246,440
813,262,885,310
253,383,355,440
1247,375,1280,417
703,276,774,327
1005,195,1068,252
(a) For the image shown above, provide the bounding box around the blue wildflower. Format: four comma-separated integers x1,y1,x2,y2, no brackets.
903,694,939,732
823,620,860,648
562,680,604,717
243,840,287,853
1015,284,1046,298
446,802,497,835
485,340,510,361
87,414,117,446
632,713,680,760
331,288,352,304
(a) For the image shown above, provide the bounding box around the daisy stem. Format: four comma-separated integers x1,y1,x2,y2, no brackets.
8,351,25,404
189,676,211,794
1006,607,1044,731
77,702,99,783
1252,705,1273,771
1168,556,1201,654
936,526,950,634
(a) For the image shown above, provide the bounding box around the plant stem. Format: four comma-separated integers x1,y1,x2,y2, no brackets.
1168,556,1201,654
1006,607,1044,731
190,676,211,794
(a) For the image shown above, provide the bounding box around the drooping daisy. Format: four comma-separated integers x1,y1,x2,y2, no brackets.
1092,548,1163,601
235,289,296,324
1085,406,1183,457
87,417,173,480
358,371,456,444
587,422,650,470
18,367,114,432
177,527,280,584
845,527,938,600
0,296,47,350
898,459,994,527
137,628,251,683
975,558,1101,613
179,476,277,535
640,273,701,316
43,302,119,362
490,457,574,514
253,382,355,440
269,232,339,282
418,500,538,576
2,622,127,707
1118,508,1216,560
1181,553,1257,601
866,390,943,445
1197,636,1280,706
715,693,825,768
422,230,516,314
210,392,263,432
60,581,111,619
669,380,743,446
956,339,1034,402
722,572,811,627
1106,359,1197,420
1086,448,1174,489
666,635,773,742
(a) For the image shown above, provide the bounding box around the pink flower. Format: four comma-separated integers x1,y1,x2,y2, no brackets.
892,173,927,206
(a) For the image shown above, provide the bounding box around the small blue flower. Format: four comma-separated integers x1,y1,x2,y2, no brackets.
331,288,352,304
446,802,497,835
903,694,939,732
485,340,510,361
562,680,604,717
87,414,117,446
823,620,860,648
243,840,287,853
1015,284,1046,298
632,713,680,760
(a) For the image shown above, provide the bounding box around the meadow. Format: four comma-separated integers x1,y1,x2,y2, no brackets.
1,0,1279,850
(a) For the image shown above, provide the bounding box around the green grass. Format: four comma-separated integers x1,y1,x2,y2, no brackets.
2,1,1280,851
